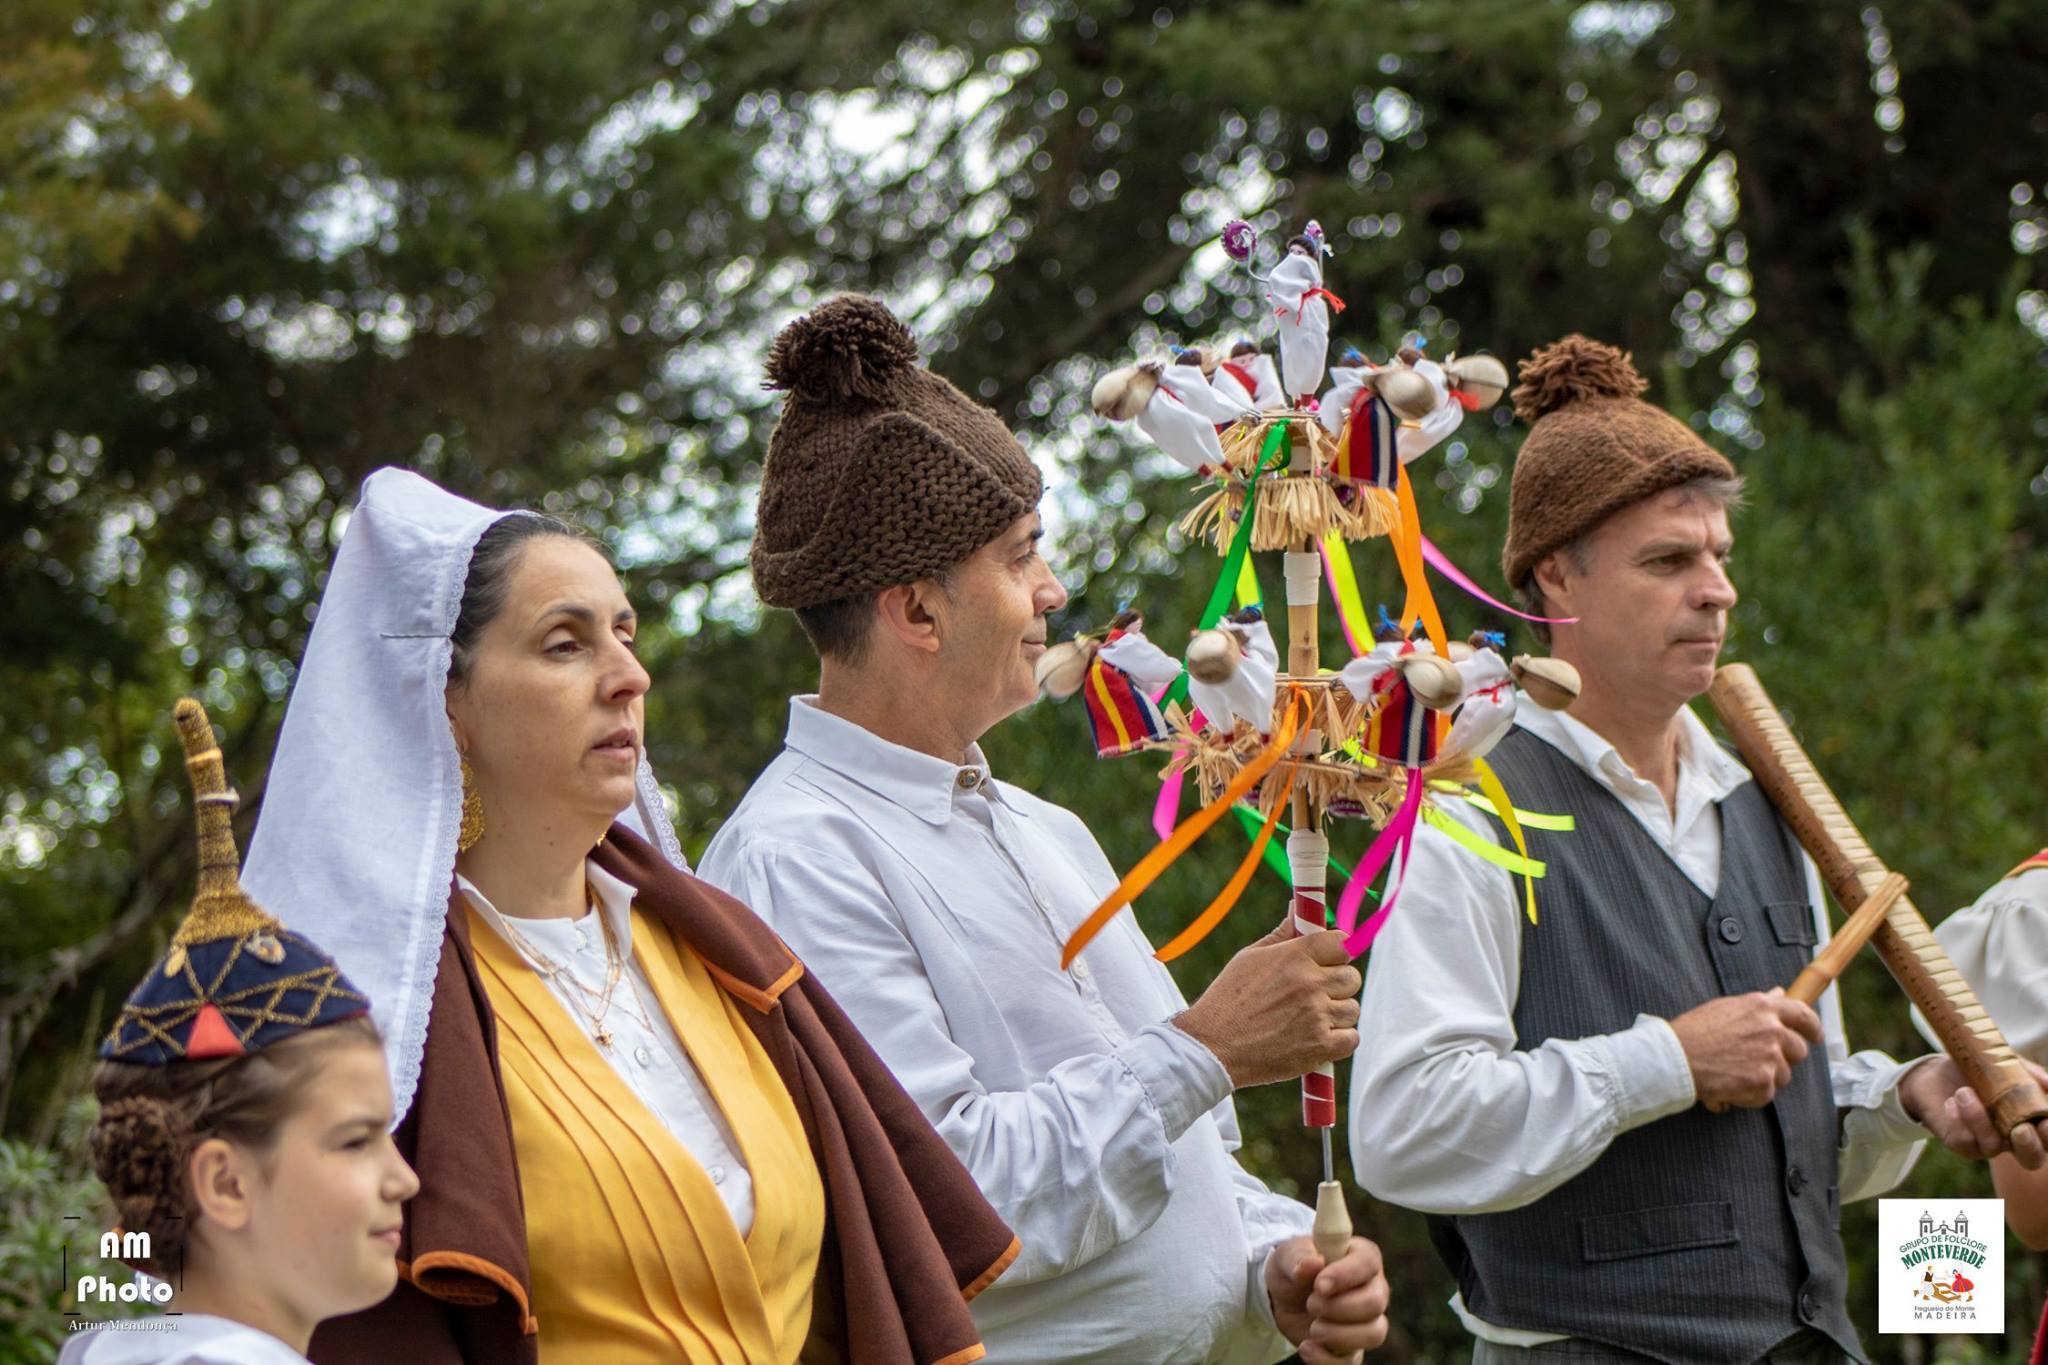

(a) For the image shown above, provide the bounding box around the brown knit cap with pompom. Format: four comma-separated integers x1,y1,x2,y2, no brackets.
1501,334,1736,588
752,295,1042,609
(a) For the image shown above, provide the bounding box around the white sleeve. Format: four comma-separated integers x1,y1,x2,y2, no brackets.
709,838,1235,1282
1924,867,2048,1062
1348,801,1697,1215
1805,854,1928,1199
1226,1142,1316,1350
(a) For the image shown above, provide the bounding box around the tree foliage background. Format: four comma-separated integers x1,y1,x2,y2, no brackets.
3,0,2045,1359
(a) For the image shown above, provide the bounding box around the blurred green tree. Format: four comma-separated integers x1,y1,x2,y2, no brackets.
4,0,2044,1359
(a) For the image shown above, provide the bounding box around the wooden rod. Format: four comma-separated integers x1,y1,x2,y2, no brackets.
1788,873,1909,1006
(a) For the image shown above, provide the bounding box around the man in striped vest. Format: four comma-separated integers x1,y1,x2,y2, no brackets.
1347,334,2022,1364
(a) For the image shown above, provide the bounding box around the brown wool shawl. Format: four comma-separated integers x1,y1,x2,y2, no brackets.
309,823,1018,1365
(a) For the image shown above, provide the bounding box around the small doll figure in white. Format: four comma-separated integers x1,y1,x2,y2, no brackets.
1161,349,1258,426
1265,227,1343,402
1096,608,1185,695
1394,344,1466,466
1318,348,1371,435
1091,360,1227,473
1223,340,1286,411
1184,605,1280,736
1443,630,1517,762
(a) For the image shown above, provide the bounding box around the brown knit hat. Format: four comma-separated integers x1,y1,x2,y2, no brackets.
751,295,1043,609
1501,335,1738,588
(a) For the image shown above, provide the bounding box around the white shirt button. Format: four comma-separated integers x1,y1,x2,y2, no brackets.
634,1045,653,1067
708,1165,727,1185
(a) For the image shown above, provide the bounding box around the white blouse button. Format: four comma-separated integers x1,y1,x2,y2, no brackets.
709,1165,728,1185
633,1045,654,1067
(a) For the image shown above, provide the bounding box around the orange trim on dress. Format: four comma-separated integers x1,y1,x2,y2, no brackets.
2007,850,2048,880
928,1345,987,1365
705,955,804,1012
405,1250,540,1334
960,1235,1021,1304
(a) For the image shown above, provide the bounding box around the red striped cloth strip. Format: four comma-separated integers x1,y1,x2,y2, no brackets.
1337,390,1398,489
1083,657,1168,757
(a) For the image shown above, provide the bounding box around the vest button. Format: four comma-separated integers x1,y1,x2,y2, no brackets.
1797,1289,1817,1322
1787,1165,1806,1196
1718,916,1744,944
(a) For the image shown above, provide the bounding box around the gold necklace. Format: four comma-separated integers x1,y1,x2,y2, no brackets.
502,885,626,1050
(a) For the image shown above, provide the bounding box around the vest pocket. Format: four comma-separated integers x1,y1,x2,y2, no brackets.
1765,901,1818,947
1578,1201,1739,1262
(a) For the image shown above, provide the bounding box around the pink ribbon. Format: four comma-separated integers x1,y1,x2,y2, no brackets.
1419,534,1578,625
1152,769,1185,843
1150,695,1208,841
1333,775,1425,951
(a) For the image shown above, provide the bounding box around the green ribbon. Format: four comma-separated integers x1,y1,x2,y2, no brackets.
1230,803,1376,928
1162,425,1288,711
1422,806,1550,877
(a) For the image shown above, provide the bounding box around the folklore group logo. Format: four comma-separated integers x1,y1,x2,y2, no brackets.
1877,1199,2004,1335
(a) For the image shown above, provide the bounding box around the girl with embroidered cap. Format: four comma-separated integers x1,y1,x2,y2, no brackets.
63,699,417,1365
240,468,1015,1365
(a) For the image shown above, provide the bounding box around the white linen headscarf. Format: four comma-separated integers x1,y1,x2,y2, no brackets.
243,467,688,1123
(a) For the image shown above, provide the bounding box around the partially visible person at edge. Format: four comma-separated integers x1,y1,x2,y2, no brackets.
64,696,417,1365
1345,334,2048,1365
1914,850,2048,1253
699,295,1389,1365
239,467,1018,1364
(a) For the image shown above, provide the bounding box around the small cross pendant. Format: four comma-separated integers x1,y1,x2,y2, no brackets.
594,1027,614,1050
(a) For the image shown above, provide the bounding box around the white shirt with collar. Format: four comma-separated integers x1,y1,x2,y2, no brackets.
1348,703,1930,1347
698,697,1313,1365
457,860,756,1233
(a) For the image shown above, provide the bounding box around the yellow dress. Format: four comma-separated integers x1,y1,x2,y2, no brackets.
470,903,826,1362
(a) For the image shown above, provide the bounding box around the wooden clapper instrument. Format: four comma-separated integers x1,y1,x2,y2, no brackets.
1709,663,2048,1138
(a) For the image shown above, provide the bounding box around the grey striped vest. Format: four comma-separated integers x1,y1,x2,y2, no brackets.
1424,726,1862,1364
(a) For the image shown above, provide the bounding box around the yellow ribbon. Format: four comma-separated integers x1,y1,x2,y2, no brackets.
1460,793,1576,831
1320,530,1372,651
1474,755,1540,924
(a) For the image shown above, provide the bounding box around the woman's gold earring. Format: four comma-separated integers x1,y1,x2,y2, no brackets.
458,758,485,852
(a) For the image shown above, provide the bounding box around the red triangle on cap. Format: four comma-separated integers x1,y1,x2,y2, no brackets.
184,1003,246,1059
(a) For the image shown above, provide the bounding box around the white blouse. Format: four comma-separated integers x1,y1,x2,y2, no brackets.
458,861,754,1233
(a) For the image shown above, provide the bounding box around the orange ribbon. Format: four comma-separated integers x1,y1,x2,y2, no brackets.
1392,464,1449,655
1062,689,1311,969
1153,763,1299,963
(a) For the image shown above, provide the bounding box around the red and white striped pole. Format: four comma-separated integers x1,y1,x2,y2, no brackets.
1289,825,1337,1129
1284,541,1353,1263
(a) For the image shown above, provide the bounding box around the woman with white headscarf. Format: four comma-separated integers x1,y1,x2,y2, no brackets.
243,469,1016,1365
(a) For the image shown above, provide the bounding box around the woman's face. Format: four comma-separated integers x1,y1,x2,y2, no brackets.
445,536,649,841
